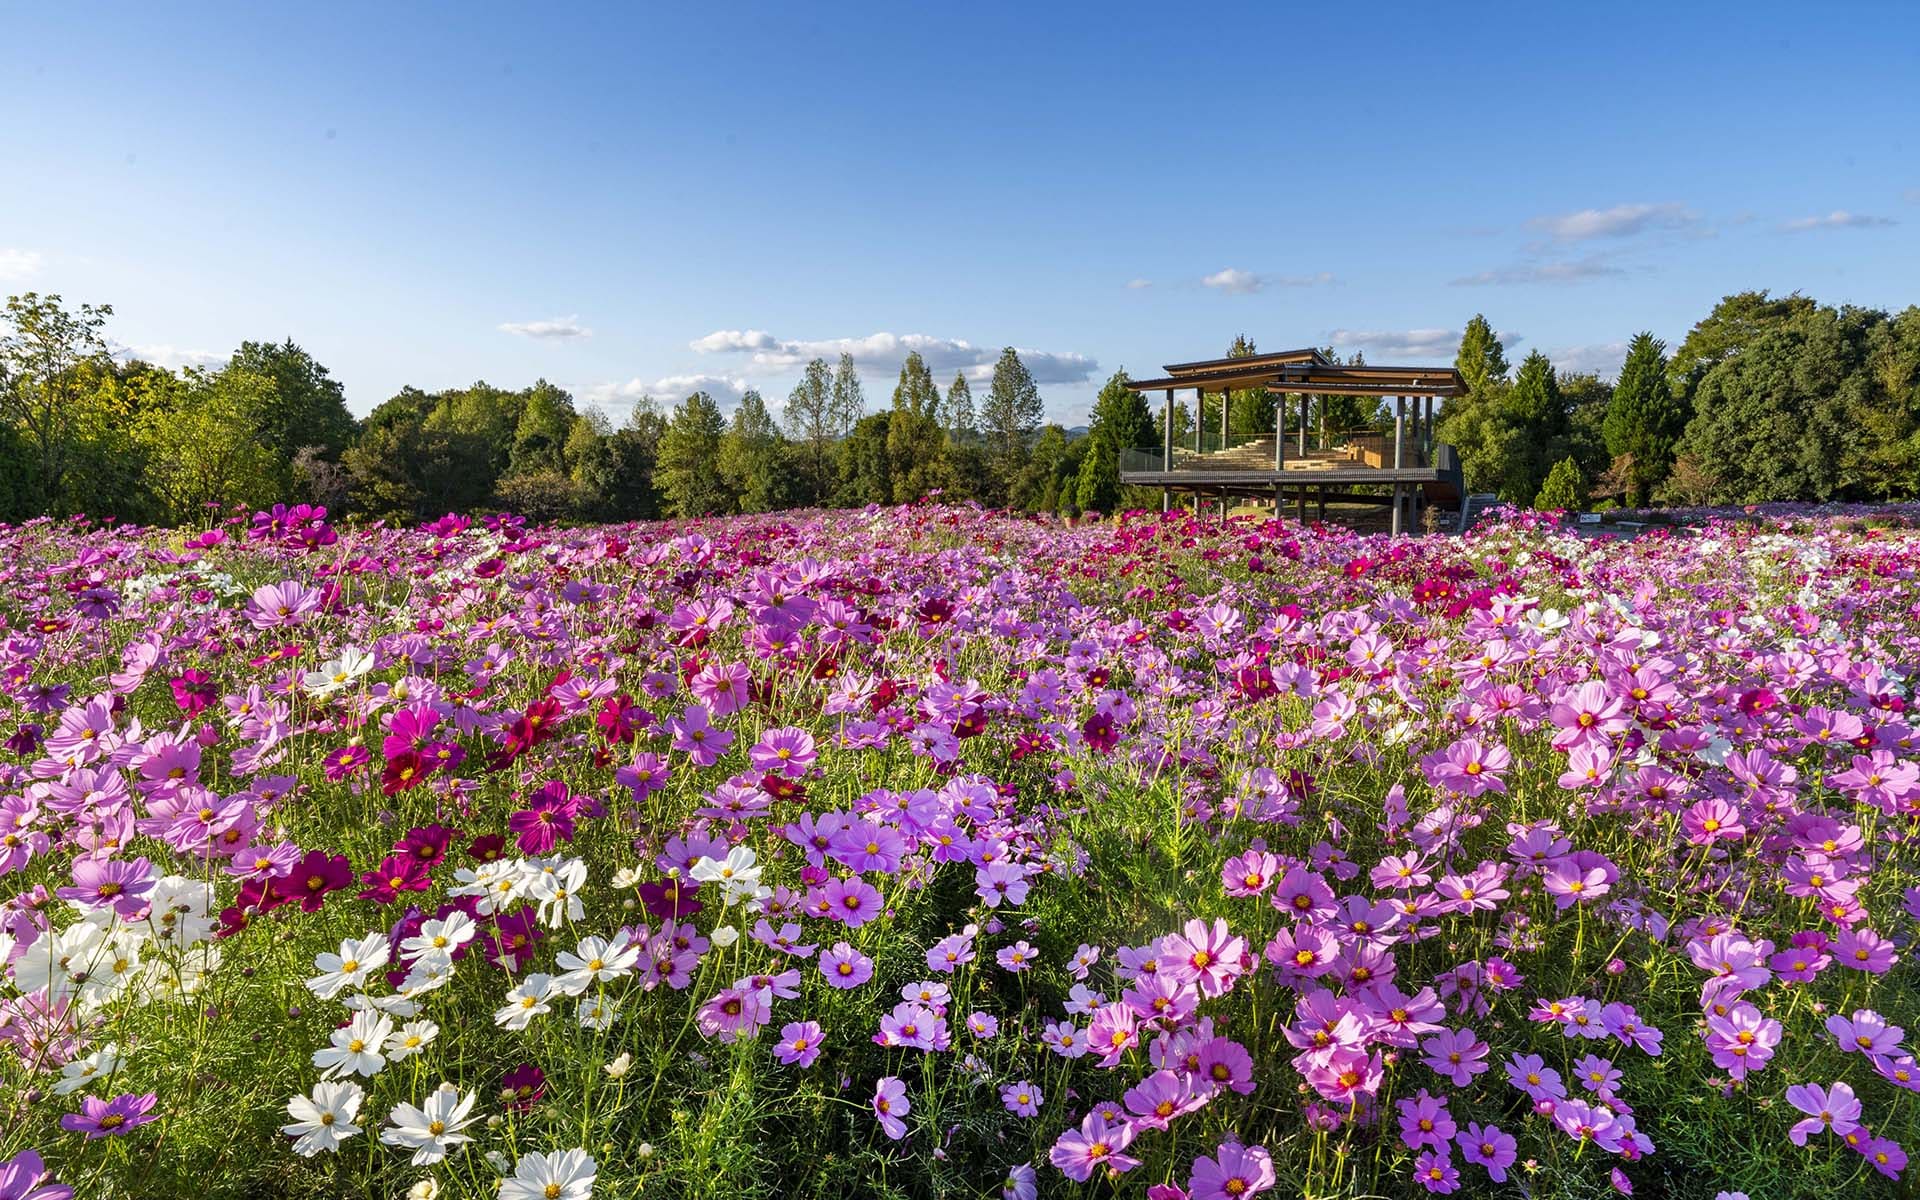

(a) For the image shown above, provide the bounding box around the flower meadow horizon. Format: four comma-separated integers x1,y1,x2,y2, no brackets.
0,500,1916,1197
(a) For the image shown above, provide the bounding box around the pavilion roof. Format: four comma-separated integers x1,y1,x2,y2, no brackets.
1126,355,1468,397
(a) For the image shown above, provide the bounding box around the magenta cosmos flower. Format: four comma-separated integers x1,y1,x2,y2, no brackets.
0,1148,72,1200
1163,917,1246,998
1189,1142,1274,1199
56,856,154,919
1048,1113,1138,1182
59,1093,158,1139
1456,1122,1517,1182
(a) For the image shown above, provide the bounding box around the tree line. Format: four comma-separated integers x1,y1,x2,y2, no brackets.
3,288,1916,527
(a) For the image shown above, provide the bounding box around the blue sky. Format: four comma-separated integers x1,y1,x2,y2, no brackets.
4,2,1917,425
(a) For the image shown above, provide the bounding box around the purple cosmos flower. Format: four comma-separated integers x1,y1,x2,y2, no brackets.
55,856,154,918
1397,1089,1456,1151
996,941,1037,973
1456,1122,1517,1183
1421,1027,1491,1087
1785,1081,1862,1145
872,1076,910,1140
0,1148,72,1200
1048,1113,1139,1182
773,1021,824,1067
1000,1080,1042,1117
59,1093,158,1139
1190,1142,1274,1199
818,942,874,989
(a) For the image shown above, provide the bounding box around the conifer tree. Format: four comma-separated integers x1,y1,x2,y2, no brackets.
1602,332,1685,506
1455,314,1511,393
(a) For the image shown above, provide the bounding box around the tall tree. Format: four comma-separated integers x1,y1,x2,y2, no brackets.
980,347,1043,484
828,353,865,439
1601,333,1684,505
604,397,668,519
1075,369,1153,513
135,363,286,522
887,352,946,503
228,339,355,463
655,391,731,517
1495,350,1568,502
0,292,114,510
1454,314,1511,393
838,411,894,506
1670,290,1816,396
718,389,790,512
508,380,576,478
944,371,975,441
784,359,835,504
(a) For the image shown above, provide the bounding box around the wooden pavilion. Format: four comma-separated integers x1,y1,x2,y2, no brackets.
1118,347,1468,533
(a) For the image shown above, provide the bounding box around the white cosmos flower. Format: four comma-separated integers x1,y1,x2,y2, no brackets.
304,645,375,696
312,1009,393,1078
380,1082,477,1165
530,859,587,928
576,995,618,1031
604,1052,632,1079
385,1019,440,1061
400,911,477,962
54,1041,125,1094
283,1080,364,1156
498,1149,597,1200
691,846,764,905
553,932,639,996
306,932,392,1000
494,973,556,1031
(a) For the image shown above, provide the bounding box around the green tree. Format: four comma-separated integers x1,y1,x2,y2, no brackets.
655,391,731,517
565,409,617,517
0,292,114,510
135,363,285,522
838,411,894,506
508,380,577,478
1668,304,1868,503
1493,351,1568,502
719,389,791,512
1850,306,1920,498
1075,370,1153,513
228,339,355,463
944,371,975,441
1670,290,1816,396
981,348,1043,500
828,353,865,439
887,353,946,503
1601,333,1684,505
783,359,836,505
605,397,669,519
1454,314,1510,393
1533,455,1588,511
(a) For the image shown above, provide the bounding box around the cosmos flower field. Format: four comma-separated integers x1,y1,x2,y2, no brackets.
1,502,1917,1200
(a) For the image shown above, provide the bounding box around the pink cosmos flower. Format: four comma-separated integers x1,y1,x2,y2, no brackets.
1000,1080,1042,1117
1397,1089,1456,1151
773,1021,823,1067
1048,1113,1139,1182
872,1076,910,1140
1163,918,1245,998
1421,1027,1491,1087
1456,1122,1517,1182
1784,1081,1862,1145
1412,1150,1459,1194
1827,1008,1903,1058
1189,1142,1274,1200
805,936,869,986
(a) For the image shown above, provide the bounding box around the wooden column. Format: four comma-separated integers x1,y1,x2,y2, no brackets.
1193,389,1203,454
1298,393,1308,456
1274,391,1285,470
1391,484,1404,535
1393,396,1406,470
1162,387,1173,511
1424,394,1435,459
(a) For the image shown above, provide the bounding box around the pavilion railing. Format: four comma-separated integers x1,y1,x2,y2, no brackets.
1120,427,1431,475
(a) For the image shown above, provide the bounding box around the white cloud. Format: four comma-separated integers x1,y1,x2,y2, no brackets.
1125,278,1153,290
690,329,1097,385
1200,267,1334,295
581,373,749,408
1450,258,1623,286
1780,210,1897,232
109,341,225,370
1528,202,1697,242
1544,341,1631,379
498,315,593,340
1327,327,1524,360
0,248,44,282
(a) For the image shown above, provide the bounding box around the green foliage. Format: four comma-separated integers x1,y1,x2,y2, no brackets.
885,353,947,504
836,411,894,507
1454,313,1510,392
783,359,837,506
942,371,974,441
135,363,287,522
1075,370,1152,513
0,291,115,510
1533,454,1588,510
655,391,731,517
228,339,356,462
1669,304,1875,503
1603,333,1684,505
980,348,1042,481
508,380,578,479
718,390,793,513
1670,289,1816,397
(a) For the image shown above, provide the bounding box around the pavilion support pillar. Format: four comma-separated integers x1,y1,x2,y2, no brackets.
1193,389,1202,455
1296,487,1307,523
1391,483,1404,536
1219,387,1229,454
1394,396,1406,470
1298,393,1309,457
1161,388,1173,512
1275,393,1285,470
1423,394,1435,460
